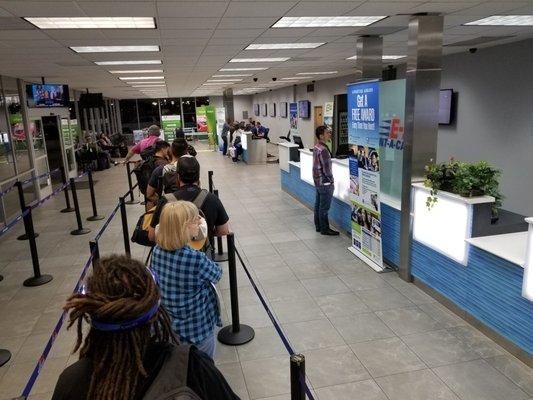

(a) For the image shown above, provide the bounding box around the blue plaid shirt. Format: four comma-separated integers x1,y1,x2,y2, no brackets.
151,245,222,344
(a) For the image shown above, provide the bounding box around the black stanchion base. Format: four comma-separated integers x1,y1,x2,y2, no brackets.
23,274,53,287
87,215,105,221
60,207,75,213
217,324,255,346
70,228,91,236
0,349,11,367
125,200,140,205
214,252,229,262
17,233,39,241
0,275,3,282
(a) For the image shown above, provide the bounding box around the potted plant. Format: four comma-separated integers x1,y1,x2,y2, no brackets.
424,159,503,222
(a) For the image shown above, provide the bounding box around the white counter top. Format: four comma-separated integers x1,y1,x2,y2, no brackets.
467,232,527,268
412,182,495,205
278,142,299,148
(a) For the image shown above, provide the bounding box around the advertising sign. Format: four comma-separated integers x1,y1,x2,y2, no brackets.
196,106,208,133
161,115,182,141
61,118,74,146
324,101,334,126
205,105,217,147
347,81,383,272
289,102,298,136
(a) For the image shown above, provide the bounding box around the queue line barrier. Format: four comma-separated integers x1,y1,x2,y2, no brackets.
0,168,60,199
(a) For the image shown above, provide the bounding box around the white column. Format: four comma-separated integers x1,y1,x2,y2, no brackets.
522,218,533,301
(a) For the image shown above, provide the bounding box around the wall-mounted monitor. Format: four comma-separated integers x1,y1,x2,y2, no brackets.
262,103,268,116
26,84,70,108
79,92,104,109
253,103,260,116
298,100,311,119
280,102,288,118
439,89,454,125
270,103,276,117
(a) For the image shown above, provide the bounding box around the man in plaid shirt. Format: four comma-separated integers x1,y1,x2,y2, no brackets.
313,125,339,236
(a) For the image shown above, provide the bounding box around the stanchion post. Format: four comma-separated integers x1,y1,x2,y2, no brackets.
59,166,75,213
290,354,306,400
69,178,91,236
15,181,39,241
125,162,139,205
89,241,100,270
86,170,104,221
217,233,255,346
119,197,131,257
0,349,10,367
208,170,214,193
213,190,228,262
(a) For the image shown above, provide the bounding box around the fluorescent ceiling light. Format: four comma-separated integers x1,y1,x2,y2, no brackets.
206,79,243,82
95,60,162,65
282,76,312,80
220,67,268,71
24,17,156,29
273,16,387,28
109,69,163,74
212,74,253,77
297,71,337,75
71,45,160,53
464,15,533,26
346,55,405,60
133,85,166,87
125,81,165,85
202,83,230,86
119,76,164,80
229,58,290,63
245,43,324,50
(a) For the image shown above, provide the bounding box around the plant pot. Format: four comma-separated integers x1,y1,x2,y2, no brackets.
460,189,485,198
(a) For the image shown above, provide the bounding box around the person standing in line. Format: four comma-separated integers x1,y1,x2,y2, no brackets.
122,124,162,163
221,118,231,156
313,125,339,236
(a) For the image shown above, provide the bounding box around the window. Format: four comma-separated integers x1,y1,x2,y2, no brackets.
160,98,181,116
0,81,15,181
119,99,138,133
137,99,160,127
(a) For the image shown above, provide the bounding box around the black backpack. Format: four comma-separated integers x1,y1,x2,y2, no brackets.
132,145,157,195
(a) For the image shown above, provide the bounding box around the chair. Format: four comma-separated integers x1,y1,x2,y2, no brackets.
279,130,291,142
263,128,270,143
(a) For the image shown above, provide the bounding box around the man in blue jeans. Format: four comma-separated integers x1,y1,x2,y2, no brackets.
313,126,339,236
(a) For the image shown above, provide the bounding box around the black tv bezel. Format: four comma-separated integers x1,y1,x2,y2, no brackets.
298,100,311,119
269,103,276,117
253,104,260,116
262,103,268,117
26,83,70,108
280,102,288,118
79,92,104,109
439,88,454,125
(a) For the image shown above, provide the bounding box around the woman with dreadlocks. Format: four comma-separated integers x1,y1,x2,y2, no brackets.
51,255,239,400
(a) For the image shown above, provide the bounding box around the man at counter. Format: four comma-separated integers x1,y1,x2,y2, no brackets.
313,125,339,236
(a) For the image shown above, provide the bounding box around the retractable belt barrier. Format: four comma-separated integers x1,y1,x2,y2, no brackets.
0,168,60,199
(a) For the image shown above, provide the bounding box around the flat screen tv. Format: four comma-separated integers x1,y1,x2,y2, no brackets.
253,104,260,116
439,89,454,125
280,102,287,118
79,92,104,109
262,103,267,117
269,103,276,117
26,84,69,108
298,100,310,119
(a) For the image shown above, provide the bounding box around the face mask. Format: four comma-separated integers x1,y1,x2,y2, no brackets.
196,216,208,240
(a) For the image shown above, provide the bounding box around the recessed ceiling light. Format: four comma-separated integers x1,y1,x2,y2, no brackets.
132,84,166,87
206,79,243,82
245,43,324,50
282,77,312,80
346,55,405,60
24,17,156,29
229,58,290,63
119,76,164,80
212,74,253,77
464,15,533,26
297,71,337,75
273,16,387,28
125,81,165,85
109,69,163,74
95,60,162,65
71,45,160,53
220,67,269,71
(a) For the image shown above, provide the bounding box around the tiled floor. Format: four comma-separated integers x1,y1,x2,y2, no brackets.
0,142,532,400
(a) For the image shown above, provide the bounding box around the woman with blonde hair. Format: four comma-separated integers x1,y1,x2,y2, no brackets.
150,200,222,359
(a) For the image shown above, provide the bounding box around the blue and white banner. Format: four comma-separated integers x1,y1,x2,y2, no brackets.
347,81,383,272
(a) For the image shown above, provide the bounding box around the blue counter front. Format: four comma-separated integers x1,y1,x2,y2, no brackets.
282,160,533,362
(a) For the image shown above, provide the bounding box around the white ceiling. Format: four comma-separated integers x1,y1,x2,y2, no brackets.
0,0,530,98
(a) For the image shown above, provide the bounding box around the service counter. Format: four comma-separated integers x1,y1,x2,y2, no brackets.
280,149,533,364
241,133,266,165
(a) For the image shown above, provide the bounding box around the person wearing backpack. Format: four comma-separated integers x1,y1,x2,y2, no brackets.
132,140,170,200
51,255,240,400
123,124,162,163
148,157,230,243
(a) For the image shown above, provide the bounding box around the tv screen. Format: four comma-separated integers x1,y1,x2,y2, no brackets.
79,93,104,109
262,103,267,117
298,100,310,119
439,89,453,125
253,104,260,116
280,102,287,118
26,84,69,108
270,103,276,117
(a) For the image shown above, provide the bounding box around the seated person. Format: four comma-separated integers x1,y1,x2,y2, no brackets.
96,133,119,157
230,122,244,162
85,134,112,170
145,139,189,210
51,254,240,400
255,122,269,142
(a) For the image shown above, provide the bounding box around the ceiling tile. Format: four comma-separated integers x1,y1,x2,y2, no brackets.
217,17,278,29
0,1,84,17
76,1,156,16
453,1,532,16
409,2,478,14
212,28,266,38
260,28,315,38
158,17,220,30
223,1,297,17
285,1,363,16
161,29,214,39
348,2,423,15
157,2,229,18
